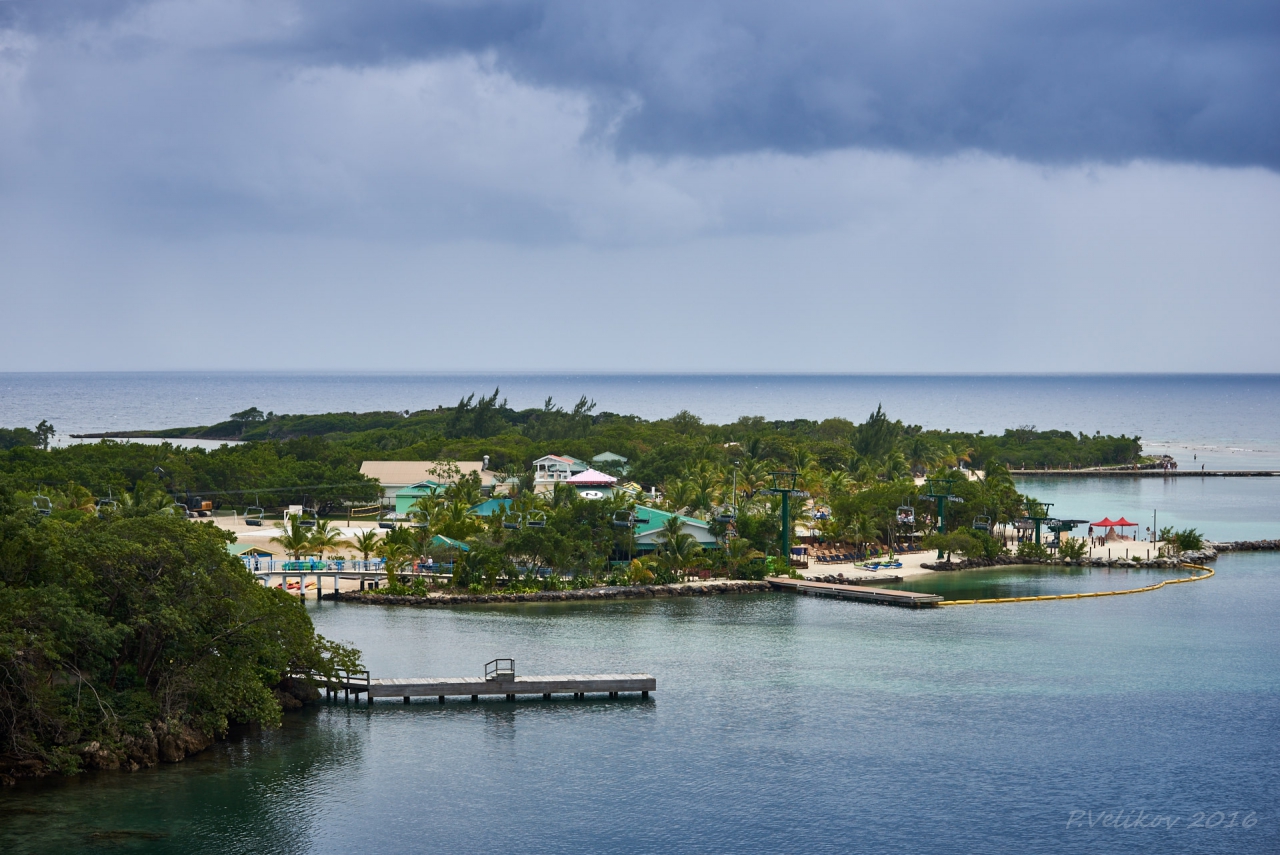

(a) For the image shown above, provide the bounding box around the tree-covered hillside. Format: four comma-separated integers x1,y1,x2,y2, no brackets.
0,489,359,782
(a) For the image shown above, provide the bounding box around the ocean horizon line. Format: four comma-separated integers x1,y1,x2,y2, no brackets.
4,370,1280,379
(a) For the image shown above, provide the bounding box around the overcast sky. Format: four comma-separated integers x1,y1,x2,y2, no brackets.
1,0,1277,372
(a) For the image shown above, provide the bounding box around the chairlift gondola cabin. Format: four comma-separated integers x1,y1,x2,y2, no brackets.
244,504,265,526
298,507,318,528
32,491,52,517
378,510,398,530
526,511,547,529
714,507,736,524
972,515,992,532
502,513,522,531
95,490,120,518
896,505,915,526
612,510,636,529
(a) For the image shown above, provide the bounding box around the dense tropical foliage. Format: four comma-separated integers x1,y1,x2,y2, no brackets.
0,486,360,781
0,399,1147,591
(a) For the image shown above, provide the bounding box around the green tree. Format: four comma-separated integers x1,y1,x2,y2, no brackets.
307,520,345,560
0,497,359,778
271,519,313,560
347,528,382,561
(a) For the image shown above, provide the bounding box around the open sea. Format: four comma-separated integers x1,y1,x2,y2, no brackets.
1,373,1278,854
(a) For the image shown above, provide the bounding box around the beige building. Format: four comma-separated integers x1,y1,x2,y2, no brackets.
360,460,503,500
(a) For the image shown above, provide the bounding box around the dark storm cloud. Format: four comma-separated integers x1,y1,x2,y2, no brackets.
4,0,1277,167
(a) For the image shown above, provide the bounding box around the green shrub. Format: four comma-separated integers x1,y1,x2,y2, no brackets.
1174,528,1203,552
1057,536,1087,560
1016,541,1049,560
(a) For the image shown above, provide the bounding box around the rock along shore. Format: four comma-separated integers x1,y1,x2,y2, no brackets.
328,579,772,606
1207,539,1280,552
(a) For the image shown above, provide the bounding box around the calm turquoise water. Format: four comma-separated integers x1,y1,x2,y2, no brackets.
880,564,1190,601
1014,474,1280,542
3,552,1277,854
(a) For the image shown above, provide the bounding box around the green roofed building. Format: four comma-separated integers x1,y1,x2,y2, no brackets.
632,506,718,553
228,543,275,557
430,534,470,552
591,451,630,475
394,480,447,515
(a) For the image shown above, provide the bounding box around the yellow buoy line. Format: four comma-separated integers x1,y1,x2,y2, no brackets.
937,564,1214,606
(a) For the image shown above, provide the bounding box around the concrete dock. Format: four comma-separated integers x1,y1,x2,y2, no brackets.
766,576,943,608
325,663,655,704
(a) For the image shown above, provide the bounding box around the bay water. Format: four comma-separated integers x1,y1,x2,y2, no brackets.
1,374,1277,853
1,553,1276,854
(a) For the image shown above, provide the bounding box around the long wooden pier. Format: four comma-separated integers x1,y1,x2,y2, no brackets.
766,576,943,608
324,662,654,704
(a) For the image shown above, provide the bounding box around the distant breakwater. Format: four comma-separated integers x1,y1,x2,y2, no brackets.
328,579,771,606
1011,469,1280,478
1209,539,1280,551
925,555,1187,571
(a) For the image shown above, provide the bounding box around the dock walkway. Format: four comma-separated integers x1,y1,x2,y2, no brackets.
326,668,654,704
765,576,942,608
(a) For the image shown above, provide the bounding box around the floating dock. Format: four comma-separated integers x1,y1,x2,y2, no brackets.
766,576,942,608
325,661,654,704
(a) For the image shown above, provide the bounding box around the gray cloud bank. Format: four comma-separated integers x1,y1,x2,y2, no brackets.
6,0,1279,168
0,1,1277,373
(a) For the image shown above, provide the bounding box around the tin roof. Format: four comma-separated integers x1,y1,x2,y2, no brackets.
360,460,498,487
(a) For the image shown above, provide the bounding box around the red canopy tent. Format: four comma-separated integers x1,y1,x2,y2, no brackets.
1092,516,1138,542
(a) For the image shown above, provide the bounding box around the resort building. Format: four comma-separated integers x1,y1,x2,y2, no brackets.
632,507,719,552
360,460,503,500
591,451,629,474
566,468,618,499
531,454,590,493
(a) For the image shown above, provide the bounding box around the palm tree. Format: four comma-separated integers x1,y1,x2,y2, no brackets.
846,513,879,559
56,482,96,513
271,519,313,560
658,513,686,545
119,485,171,517
308,519,346,560
347,528,382,562
879,450,911,481
689,465,718,515
445,472,483,509
656,531,704,579
377,540,412,587
435,500,481,540
905,435,940,475
662,479,696,514
737,460,769,494
410,493,443,528
822,469,853,500
722,537,764,578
